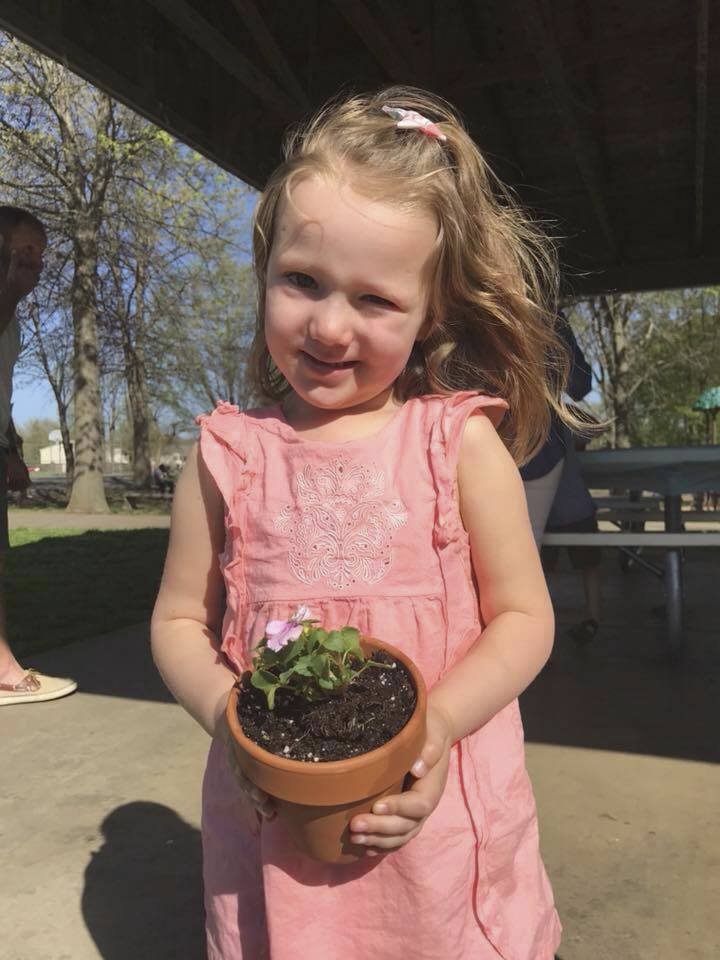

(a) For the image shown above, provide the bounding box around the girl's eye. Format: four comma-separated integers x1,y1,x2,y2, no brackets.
286,272,317,290
362,294,396,308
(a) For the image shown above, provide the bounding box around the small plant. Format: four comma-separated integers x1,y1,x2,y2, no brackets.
250,605,394,709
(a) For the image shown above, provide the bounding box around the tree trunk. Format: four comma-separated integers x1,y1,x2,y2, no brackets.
596,295,633,449
608,297,632,448
122,262,153,487
44,373,75,476
55,400,75,477
67,218,109,513
126,346,152,487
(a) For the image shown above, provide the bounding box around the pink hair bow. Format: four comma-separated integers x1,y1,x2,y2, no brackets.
381,105,447,142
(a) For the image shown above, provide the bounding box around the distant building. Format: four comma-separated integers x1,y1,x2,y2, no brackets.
39,441,68,468
39,442,129,471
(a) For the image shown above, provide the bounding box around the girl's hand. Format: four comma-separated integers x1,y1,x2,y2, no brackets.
349,706,453,853
216,710,276,821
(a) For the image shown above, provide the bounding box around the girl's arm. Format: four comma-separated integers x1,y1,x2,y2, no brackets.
427,411,554,747
349,412,553,851
150,443,236,738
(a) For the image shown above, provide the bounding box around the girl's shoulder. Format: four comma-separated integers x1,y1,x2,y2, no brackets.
406,392,509,482
413,390,509,434
196,400,277,422
195,402,282,503
196,393,508,454
196,401,282,438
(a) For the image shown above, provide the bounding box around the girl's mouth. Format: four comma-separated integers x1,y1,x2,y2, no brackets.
301,351,358,372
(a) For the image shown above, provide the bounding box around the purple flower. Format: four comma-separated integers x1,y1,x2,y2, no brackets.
264,605,311,652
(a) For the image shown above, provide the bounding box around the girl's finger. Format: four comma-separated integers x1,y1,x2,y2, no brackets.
245,786,274,817
229,756,273,812
357,826,421,851
411,739,444,778
351,814,419,838
258,801,276,820
367,792,431,821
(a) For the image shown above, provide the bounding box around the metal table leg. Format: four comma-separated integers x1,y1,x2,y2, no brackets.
663,495,684,657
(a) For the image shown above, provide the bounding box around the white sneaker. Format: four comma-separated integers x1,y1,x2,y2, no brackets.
0,669,77,705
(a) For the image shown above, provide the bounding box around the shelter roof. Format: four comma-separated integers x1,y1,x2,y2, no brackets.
1,0,718,293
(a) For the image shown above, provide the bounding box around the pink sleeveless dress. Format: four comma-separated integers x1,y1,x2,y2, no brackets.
198,392,561,960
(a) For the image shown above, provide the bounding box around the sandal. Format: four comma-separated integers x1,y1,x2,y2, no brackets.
567,618,599,646
0,668,77,705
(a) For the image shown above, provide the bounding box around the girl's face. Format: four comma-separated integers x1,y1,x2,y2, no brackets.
264,176,437,419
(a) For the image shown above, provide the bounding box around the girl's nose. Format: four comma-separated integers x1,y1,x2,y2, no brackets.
307,296,354,347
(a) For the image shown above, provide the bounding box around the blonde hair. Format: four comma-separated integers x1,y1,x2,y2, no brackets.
251,85,574,464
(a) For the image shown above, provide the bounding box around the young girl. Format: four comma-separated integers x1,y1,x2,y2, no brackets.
152,86,570,960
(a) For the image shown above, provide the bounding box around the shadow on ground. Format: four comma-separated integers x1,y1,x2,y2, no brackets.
25,545,720,766
33,620,177,702
521,550,720,765
82,802,205,959
7,528,169,656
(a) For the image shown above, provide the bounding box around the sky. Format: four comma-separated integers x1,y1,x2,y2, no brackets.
13,378,58,430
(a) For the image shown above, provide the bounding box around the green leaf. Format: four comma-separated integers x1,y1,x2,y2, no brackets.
256,646,281,667
283,636,306,662
307,629,326,653
317,676,335,690
281,654,314,680
309,653,329,677
340,626,364,657
323,630,346,652
251,669,278,690
250,669,281,709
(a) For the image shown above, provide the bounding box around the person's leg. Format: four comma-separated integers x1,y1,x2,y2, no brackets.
0,450,77,703
0,555,28,685
564,517,602,644
0,447,24,684
582,564,602,624
523,458,565,548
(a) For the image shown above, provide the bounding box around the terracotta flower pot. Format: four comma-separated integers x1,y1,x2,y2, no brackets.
226,637,427,864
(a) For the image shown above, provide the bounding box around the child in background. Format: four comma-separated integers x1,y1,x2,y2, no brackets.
152,87,575,959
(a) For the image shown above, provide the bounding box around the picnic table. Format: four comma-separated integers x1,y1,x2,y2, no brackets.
543,445,720,656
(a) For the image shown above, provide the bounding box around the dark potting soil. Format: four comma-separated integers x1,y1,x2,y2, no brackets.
236,651,416,762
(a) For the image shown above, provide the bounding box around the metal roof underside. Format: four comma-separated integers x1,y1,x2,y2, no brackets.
1,0,718,294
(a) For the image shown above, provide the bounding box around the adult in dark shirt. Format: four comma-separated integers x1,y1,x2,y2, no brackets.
0,206,76,705
521,315,592,545
542,425,603,644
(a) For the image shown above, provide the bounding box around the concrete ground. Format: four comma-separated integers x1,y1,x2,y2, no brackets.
1,516,718,959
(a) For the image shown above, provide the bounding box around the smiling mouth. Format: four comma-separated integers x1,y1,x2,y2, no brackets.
301,351,358,370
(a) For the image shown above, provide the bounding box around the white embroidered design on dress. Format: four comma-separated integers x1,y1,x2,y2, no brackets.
274,457,408,590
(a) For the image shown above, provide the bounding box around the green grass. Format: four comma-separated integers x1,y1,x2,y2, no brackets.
5,527,170,656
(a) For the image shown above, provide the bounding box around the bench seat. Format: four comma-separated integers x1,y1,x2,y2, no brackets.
543,531,720,547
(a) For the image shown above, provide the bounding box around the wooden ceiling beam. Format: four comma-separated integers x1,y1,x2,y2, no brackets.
372,0,425,80
457,1,523,180
454,27,694,94
539,171,694,203
694,0,709,252
229,0,308,108
520,0,617,258
567,254,720,296
330,0,412,81
0,0,262,183
145,0,298,116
